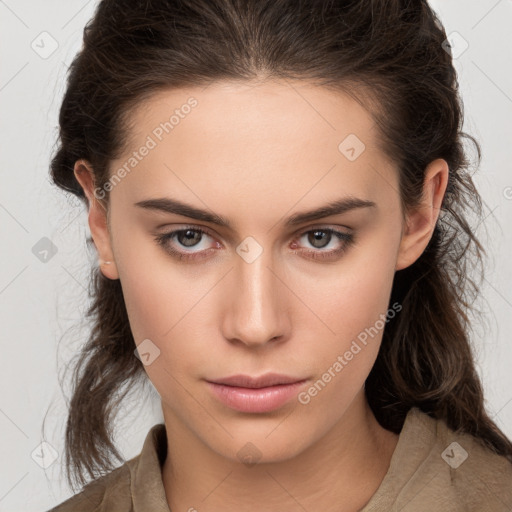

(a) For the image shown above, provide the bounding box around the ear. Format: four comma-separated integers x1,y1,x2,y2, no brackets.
73,159,119,280
395,158,449,271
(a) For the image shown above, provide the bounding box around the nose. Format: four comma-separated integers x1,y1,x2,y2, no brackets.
221,246,290,349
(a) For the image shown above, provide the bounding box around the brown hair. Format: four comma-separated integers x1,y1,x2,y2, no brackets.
49,0,512,491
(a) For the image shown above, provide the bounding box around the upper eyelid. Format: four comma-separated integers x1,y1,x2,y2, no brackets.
161,222,352,234
161,223,351,239
160,224,352,248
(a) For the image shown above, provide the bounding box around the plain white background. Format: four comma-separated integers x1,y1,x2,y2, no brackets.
0,1,511,510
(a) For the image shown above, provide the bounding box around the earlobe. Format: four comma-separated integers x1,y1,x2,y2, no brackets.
74,160,119,280
395,159,449,271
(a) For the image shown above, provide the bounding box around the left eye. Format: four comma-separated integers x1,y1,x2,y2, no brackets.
154,226,354,261
298,229,347,250
293,228,355,260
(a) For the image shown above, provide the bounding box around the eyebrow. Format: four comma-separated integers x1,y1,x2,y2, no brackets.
134,196,376,229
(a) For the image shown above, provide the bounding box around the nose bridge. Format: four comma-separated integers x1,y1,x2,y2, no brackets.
223,239,288,346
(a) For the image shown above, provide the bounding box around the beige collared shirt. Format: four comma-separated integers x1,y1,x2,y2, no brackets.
48,407,512,511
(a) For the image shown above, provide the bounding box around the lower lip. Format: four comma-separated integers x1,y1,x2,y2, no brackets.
206,380,307,413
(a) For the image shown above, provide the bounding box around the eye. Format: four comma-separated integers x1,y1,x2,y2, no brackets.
292,227,355,261
154,227,217,261
154,225,355,262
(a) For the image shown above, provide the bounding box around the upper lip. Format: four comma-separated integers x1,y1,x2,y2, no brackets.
207,373,306,389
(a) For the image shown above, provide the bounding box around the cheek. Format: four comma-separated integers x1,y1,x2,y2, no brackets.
111,220,194,340
314,241,398,346
114,236,217,384
295,271,397,417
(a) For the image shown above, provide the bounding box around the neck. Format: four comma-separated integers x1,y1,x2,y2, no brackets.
162,390,399,512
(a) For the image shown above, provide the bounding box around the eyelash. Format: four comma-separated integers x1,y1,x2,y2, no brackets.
154,225,355,262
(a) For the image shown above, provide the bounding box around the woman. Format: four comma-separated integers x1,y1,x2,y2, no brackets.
47,0,512,510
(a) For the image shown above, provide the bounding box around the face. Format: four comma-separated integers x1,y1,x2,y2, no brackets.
75,79,446,464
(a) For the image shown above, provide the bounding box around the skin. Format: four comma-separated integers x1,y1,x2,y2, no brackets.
74,79,448,512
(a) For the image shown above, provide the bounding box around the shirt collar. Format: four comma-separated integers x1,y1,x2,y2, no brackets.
130,423,172,511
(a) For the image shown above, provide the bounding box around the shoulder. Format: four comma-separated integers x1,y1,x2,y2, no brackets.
47,423,167,512
363,407,512,511
401,407,512,511
46,460,134,512
432,410,512,510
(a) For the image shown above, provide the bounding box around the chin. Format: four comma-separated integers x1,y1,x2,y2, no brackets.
206,428,313,467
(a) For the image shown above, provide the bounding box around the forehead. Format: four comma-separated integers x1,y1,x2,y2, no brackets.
123,79,378,150
109,80,397,217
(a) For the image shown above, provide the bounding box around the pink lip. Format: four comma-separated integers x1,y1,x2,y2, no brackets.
206,373,307,413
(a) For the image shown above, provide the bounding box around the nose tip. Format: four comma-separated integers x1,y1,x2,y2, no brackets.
227,326,284,349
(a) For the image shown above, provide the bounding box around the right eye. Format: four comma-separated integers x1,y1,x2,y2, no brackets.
154,226,218,261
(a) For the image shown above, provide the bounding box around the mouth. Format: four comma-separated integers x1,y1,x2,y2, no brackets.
207,372,305,388
205,373,308,413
